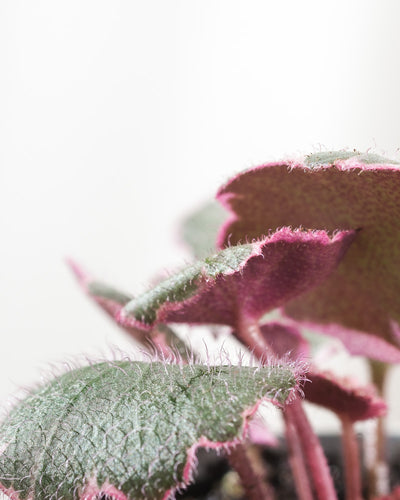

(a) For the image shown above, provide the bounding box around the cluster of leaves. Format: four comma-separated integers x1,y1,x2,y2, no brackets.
1,150,400,500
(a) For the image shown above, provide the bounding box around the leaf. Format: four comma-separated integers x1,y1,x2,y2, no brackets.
119,228,355,332
256,323,387,421
303,370,387,422
258,322,310,361
307,323,400,363
180,200,228,258
67,259,134,325
0,360,298,500
217,151,400,351
67,260,189,359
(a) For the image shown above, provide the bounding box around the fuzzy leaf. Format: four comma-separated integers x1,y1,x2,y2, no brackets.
180,200,227,258
67,260,189,359
67,259,135,327
259,322,310,361
217,151,400,351
119,228,354,332
307,323,400,363
303,370,387,422
257,323,387,420
0,361,298,500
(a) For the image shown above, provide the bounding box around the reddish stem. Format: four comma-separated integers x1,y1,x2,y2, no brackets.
235,315,337,499
234,313,274,361
367,361,389,499
340,415,362,500
284,411,314,500
143,326,192,363
228,443,274,500
285,399,338,500
146,332,175,358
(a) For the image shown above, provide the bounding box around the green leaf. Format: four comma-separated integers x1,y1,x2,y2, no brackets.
87,281,133,305
304,149,362,167
123,242,254,326
304,150,399,167
68,260,192,360
180,200,228,258
120,229,354,337
0,360,298,500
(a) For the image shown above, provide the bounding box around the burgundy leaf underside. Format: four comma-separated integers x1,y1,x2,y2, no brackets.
119,228,355,333
216,156,400,349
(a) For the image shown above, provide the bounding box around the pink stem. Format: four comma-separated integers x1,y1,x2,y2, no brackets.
285,399,338,500
284,411,314,500
144,326,192,363
340,415,362,500
367,361,389,498
234,313,275,361
146,333,174,358
234,315,336,499
228,443,274,500
235,315,316,498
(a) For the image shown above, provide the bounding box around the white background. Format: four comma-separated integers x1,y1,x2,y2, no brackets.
1,1,400,432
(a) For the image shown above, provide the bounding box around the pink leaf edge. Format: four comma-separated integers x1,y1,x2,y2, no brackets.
216,155,400,349
118,228,355,334
255,321,387,422
282,317,400,364
80,479,129,500
0,483,27,500
67,258,149,344
304,369,387,422
162,399,268,500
